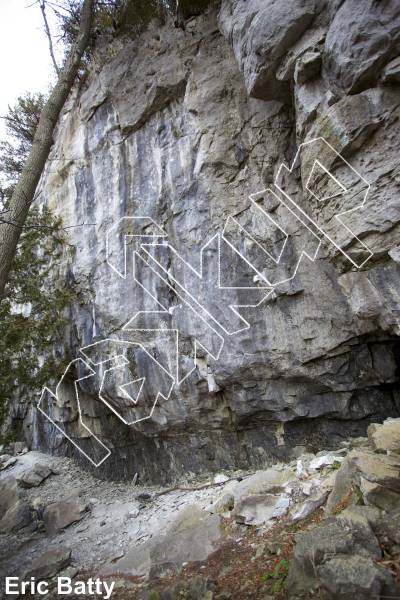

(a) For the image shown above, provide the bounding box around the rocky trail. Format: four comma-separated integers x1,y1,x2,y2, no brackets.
1,419,400,599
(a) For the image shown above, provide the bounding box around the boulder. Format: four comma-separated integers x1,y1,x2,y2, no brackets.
326,456,358,514
352,451,400,493
319,555,398,600
309,453,343,471
233,492,290,525
290,488,329,523
102,505,222,580
0,477,18,515
375,509,400,547
229,468,294,525
23,548,72,580
101,541,152,579
367,418,400,455
149,505,222,577
11,442,27,455
337,505,382,532
0,500,32,534
327,449,400,514
232,468,295,500
286,516,381,593
0,455,17,471
207,492,235,516
0,476,32,533
153,575,213,600
360,478,400,513
17,464,54,488
43,498,89,534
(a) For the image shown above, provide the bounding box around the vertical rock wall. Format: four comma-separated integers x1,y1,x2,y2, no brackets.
22,0,400,483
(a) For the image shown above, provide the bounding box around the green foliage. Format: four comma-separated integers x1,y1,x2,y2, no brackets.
0,93,71,427
52,1,124,61
261,558,289,595
327,460,342,472
0,207,72,423
54,0,174,57
0,93,45,205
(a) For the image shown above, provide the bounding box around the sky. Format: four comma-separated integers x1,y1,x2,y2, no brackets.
0,0,62,138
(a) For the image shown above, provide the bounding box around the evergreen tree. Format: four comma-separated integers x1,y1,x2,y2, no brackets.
0,94,72,434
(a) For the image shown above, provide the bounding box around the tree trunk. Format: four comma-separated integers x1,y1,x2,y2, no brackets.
0,0,94,297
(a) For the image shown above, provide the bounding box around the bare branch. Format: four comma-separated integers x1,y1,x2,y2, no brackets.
40,0,60,76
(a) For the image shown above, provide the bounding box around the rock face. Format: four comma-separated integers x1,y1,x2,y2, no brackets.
11,0,400,483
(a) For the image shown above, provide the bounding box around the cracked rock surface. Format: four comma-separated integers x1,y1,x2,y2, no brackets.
7,0,400,483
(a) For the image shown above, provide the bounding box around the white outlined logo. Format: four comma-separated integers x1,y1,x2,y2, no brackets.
37,137,373,466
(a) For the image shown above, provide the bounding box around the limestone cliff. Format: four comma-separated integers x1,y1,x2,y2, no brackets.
19,0,400,483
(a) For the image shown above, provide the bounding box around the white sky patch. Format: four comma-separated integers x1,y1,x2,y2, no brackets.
0,0,62,138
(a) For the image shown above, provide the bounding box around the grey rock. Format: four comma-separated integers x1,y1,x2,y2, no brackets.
155,575,213,600
17,463,54,488
22,0,400,484
327,449,400,514
101,541,152,578
149,505,222,577
219,0,316,99
352,451,400,493
318,555,397,600
0,476,32,533
0,456,17,471
207,492,235,515
103,505,222,579
389,246,400,263
43,498,89,534
338,505,383,533
290,488,329,523
360,478,400,513
286,515,381,594
308,88,387,158
0,500,32,534
233,468,295,500
295,50,322,85
233,493,290,525
367,418,400,455
10,442,27,455
375,509,400,547
23,548,72,580
255,539,281,557
136,492,152,502
324,0,400,95
383,56,400,84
